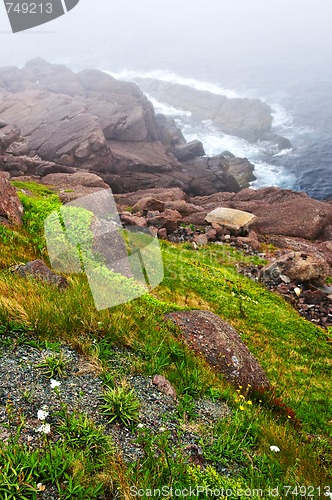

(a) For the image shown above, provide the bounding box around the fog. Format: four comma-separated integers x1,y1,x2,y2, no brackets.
1,0,331,86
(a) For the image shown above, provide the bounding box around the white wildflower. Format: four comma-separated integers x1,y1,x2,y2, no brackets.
137,423,144,429
270,445,280,452
159,427,166,433
50,379,61,389
37,409,49,421
38,423,51,434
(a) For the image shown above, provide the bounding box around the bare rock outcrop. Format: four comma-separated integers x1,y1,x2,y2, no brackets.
0,59,255,197
0,171,23,226
192,187,332,241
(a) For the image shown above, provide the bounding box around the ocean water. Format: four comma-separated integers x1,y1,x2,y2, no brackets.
107,67,332,201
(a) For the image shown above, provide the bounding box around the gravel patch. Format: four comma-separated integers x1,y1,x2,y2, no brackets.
0,340,232,494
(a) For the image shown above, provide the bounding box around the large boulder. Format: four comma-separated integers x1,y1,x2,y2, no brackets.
0,172,23,226
260,252,330,285
165,310,270,391
132,197,165,214
0,59,159,170
182,156,241,196
171,140,205,161
226,157,256,188
154,114,186,147
205,207,256,234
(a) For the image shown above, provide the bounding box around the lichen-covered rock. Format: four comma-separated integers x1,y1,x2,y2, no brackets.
11,260,68,288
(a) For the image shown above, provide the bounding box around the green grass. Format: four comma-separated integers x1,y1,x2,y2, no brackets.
0,181,331,497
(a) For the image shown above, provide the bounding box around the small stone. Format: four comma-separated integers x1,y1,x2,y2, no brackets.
152,375,177,399
193,234,208,246
157,228,168,240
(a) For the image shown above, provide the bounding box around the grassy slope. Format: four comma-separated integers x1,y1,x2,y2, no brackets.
0,182,331,498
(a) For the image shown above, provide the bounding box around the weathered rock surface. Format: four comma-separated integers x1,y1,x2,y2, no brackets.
11,259,68,288
132,197,165,214
205,207,256,234
114,188,187,211
192,187,332,241
147,208,182,234
260,252,329,285
181,156,242,196
0,171,23,225
171,140,205,161
154,114,186,147
165,310,270,391
0,59,248,197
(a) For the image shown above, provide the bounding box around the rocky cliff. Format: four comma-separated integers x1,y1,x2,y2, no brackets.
133,78,291,148
0,58,255,196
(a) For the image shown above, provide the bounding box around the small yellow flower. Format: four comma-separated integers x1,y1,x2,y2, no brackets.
238,385,243,389
247,384,251,388
239,406,245,410
247,400,253,405
239,394,245,399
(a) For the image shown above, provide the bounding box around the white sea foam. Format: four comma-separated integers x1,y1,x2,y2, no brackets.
148,96,192,117
104,68,241,99
251,162,299,190
104,68,300,191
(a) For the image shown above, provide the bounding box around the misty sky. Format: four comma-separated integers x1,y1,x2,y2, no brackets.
0,0,331,86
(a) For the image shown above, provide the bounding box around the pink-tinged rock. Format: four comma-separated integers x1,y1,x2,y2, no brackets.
192,187,332,241
237,231,261,251
193,233,208,246
205,229,217,241
166,310,270,391
132,197,165,214
164,199,204,216
11,259,68,288
152,375,177,399
0,172,23,226
114,188,186,210
120,213,147,227
260,251,330,285
147,209,182,234
157,228,168,240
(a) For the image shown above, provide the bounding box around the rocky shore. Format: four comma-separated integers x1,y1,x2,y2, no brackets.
0,58,256,196
1,59,331,327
